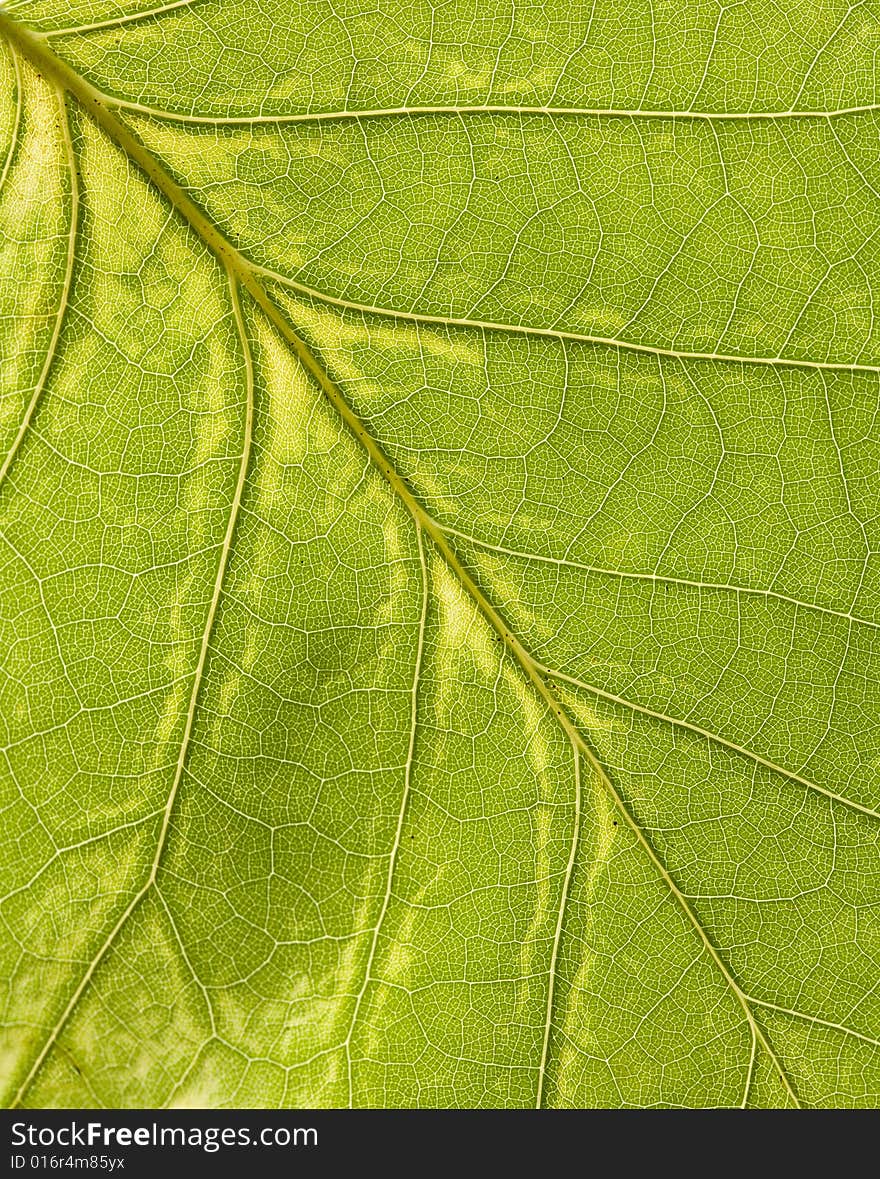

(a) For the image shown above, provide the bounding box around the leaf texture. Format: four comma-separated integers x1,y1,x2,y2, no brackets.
0,0,879,1109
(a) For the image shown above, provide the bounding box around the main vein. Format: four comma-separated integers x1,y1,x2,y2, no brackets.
0,12,801,1107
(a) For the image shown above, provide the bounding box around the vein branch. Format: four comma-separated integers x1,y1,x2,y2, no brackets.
0,40,22,197
341,524,428,1107
744,995,880,1050
47,96,880,125
0,13,816,1108
536,663,880,823
260,269,880,377
0,84,77,490
741,1025,758,1108
148,269,254,890
436,522,880,635
9,268,254,1105
43,0,208,38
536,741,581,1109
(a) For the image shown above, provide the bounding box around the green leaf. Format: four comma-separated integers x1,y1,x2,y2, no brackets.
1,0,879,1109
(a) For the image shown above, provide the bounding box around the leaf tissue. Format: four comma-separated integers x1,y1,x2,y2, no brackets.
0,0,879,1109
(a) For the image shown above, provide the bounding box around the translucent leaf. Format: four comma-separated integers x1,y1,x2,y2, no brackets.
1,0,878,1108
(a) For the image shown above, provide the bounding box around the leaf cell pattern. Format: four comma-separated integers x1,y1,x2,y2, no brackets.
1,0,879,1109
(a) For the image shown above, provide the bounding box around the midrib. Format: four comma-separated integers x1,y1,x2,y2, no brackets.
0,10,800,1109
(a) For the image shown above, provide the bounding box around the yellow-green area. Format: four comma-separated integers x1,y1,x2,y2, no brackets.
0,0,879,1109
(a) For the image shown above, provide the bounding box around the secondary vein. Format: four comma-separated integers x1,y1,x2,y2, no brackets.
0,84,77,489
8,266,254,1106
258,268,880,377
435,522,880,635
537,663,880,823
536,740,581,1108
0,11,809,1107
0,40,22,197
341,524,428,1108
38,96,880,125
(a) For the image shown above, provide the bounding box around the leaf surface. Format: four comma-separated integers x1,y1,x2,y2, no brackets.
1,0,879,1109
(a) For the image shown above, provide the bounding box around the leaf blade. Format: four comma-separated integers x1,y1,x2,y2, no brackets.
2,1,878,1108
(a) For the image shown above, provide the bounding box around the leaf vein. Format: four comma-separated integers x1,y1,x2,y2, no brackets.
341,523,428,1108
536,663,880,822
0,14,832,1108
257,269,880,376
8,267,254,1105
95,98,880,124
0,85,77,490
436,522,880,634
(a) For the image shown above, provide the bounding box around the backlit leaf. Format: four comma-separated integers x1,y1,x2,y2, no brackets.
1,0,879,1108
